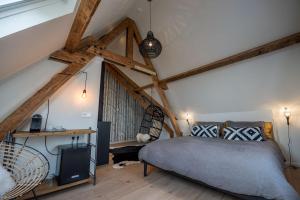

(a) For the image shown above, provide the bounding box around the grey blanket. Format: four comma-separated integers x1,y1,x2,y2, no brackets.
139,136,299,200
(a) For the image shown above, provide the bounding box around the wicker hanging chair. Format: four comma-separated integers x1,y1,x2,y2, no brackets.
0,142,49,200
139,104,165,141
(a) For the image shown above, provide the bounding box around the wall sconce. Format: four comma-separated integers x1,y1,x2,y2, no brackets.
283,107,294,167
186,113,192,132
81,72,88,99
283,107,291,125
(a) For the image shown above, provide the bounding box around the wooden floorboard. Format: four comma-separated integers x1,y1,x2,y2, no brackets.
40,162,300,200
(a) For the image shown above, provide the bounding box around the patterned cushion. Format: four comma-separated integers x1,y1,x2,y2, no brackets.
191,125,219,138
224,127,264,141
226,121,265,136
194,121,224,135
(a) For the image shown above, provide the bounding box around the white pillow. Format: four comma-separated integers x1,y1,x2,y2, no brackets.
136,133,151,143
0,164,16,197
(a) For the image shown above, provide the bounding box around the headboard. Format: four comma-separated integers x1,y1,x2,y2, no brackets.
263,122,274,140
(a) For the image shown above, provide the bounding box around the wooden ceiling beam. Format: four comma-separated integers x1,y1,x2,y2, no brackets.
96,18,132,49
137,32,300,90
0,17,181,140
50,50,95,65
65,0,101,52
87,48,157,76
76,36,97,51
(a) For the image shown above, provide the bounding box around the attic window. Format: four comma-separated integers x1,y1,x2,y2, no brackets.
0,0,45,11
0,0,77,38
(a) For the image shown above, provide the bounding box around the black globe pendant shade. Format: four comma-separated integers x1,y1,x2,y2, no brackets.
139,0,162,59
139,31,162,59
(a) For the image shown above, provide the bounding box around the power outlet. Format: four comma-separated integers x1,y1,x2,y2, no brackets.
81,112,91,118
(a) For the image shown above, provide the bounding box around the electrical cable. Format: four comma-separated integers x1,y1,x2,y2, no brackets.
44,99,50,131
23,137,29,146
43,99,59,156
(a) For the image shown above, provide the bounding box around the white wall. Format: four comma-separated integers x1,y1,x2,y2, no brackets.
121,0,300,165
0,57,103,176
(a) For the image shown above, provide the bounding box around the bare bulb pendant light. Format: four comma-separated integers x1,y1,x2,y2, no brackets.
139,0,162,59
81,72,87,99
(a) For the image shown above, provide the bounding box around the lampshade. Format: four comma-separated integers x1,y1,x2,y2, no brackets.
139,31,162,59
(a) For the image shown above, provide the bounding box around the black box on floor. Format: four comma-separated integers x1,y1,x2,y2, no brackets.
56,143,91,186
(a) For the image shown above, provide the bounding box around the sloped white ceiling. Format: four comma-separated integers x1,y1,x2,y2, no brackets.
84,0,138,38
127,0,300,79
2,0,300,83
0,13,74,81
0,0,138,82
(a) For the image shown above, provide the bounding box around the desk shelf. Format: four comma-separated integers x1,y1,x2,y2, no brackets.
13,129,96,138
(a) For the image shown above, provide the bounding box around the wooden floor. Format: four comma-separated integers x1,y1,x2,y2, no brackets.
40,162,300,200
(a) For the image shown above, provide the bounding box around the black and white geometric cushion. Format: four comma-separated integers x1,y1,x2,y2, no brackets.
191,125,219,138
224,127,264,141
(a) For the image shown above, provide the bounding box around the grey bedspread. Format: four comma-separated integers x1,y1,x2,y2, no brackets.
139,136,299,200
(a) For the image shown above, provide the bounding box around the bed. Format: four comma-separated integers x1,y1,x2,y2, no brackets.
139,122,300,200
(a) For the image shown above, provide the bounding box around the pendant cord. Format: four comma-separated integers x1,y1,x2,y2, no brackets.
149,0,152,31
84,72,87,90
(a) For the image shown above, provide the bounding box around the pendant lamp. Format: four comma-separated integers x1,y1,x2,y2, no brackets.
139,0,162,59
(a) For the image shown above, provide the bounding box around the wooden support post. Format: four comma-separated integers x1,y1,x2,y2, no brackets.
126,27,134,59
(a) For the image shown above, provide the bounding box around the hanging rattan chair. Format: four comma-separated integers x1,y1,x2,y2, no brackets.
139,104,165,141
0,142,49,200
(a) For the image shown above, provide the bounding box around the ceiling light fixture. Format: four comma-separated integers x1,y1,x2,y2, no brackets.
139,0,162,59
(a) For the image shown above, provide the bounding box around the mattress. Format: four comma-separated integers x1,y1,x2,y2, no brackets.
139,136,300,200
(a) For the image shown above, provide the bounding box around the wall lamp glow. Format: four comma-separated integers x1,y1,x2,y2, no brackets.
284,107,291,125
186,113,192,132
284,107,294,167
80,71,88,99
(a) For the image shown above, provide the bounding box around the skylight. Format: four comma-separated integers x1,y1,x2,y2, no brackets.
0,0,77,38
0,0,36,8
0,0,24,6
0,0,49,12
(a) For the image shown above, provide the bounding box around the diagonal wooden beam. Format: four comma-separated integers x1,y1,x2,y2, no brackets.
153,78,182,137
105,63,174,138
137,32,300,90
65,0,101,51
130,20,156,72
96,18,132,49
129,19,182,137
0,62,92,140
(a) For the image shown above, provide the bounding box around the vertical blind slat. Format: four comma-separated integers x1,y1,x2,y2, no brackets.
102,68,145,143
